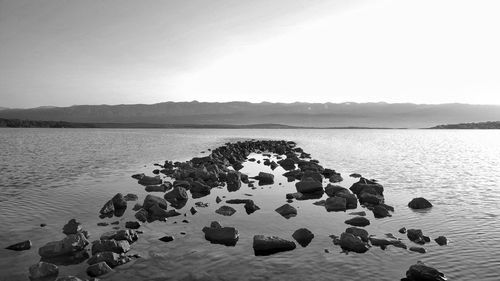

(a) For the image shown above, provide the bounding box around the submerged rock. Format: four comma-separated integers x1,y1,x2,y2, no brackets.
202,221,239,246
345,216,370,227
275,204,297,219
435,236,448,246
215,205,236,216
292,228,314,247
408,197,433,209
5,240,31,251
404,261,446,281
29,261,59,280
253,235,296,256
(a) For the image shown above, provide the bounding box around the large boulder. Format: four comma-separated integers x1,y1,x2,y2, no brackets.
39,233,89,258
29,262,59,280
295,177,323,194
407,229,427,244
408,197,433,209
325,197,347,212
345,227,369,242
190,181,211,198
143,194,168,210
253,235,296,256
91,239,130,255
278,158,296,170
255,172,274,185
62,219,82,235
404,261,446,281
202,221,239,246
111,193,127,209
100,229,138,244
350,178,384,196
339,232,369,253
292,228,314,247
372,205,392,218
5,240,31,251
329,172,343,183
275,204,297,219
344,216,370,227
324,184,347,197
163,186,188,206
244,200,260,214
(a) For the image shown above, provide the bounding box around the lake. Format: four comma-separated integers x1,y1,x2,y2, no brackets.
1,128,499,280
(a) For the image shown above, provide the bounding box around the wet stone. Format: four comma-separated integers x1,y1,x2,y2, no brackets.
215,205,236,216
275,204,297,219
345,216,370,227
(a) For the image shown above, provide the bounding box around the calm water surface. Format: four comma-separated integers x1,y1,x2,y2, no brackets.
0,128,499,280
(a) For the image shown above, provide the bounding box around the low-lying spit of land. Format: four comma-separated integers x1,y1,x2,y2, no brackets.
8,140,447,281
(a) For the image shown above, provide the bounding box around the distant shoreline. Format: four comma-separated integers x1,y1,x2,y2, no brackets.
0,118,403,129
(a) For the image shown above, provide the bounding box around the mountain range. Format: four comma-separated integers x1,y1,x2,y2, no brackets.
0,101,499,128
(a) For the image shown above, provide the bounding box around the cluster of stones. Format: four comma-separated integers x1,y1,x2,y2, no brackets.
22,218,139,280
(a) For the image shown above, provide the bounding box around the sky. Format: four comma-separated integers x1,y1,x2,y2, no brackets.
1,0,500,108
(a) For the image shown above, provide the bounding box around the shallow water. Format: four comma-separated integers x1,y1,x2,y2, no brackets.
0,128,499,280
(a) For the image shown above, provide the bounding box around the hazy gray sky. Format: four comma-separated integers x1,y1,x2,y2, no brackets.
1,0,500,108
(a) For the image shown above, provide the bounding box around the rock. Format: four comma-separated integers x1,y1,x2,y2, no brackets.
335,190,358,209
409,246,426,253
182,219,189,223
39,233,89,258
87,251,130,267
190,207,198,215
138,175,162,186
255,172,274,185
125,221,141,229
195,202,209,208
100,230,138,244
349,211,366,216
275,204,297,219
232,162,244,171
159,235,174,242
91,239,130,255
325,197,347,212
164,186,188,207
132,203,142,211
165,209,182,217
145,184,167,192
313,200,326,206
202,222,239,246
269,161,279,170
346,227,369,242
435,236,448,246
324,184,347,197
286,192,303,200
111,193,127,209
359,192,384,205
350,173,362,178
368,237,392,248
405,261,446,281
278,158,295,170
87,261,113,277
226,199,252,204
62,219,82,235
372,205,392,218
253,235,296,256
97,222,108,226
143,194,168,210
292,228,314,247
350,178,384,197
244,200,260,214
5,240,31,251
399,227,407,234
295,178,323,194
300,171,323,183
329,173,343,183
124,193,138,201
216,196,222,203
344,216,370,227
226,171,242,191
408,197,433,209
407,229,427,244
190,181,211,198
134,208,148,222
215,205,236,216
339,232,369,253
99,200,115,216
29,261,59,280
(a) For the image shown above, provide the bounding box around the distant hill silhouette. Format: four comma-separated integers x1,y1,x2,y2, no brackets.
1,101,499,128
429,121,500,129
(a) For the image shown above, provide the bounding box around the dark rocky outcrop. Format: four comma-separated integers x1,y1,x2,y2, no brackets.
345,227,369,242
202,221,239,246
253,235,296,256
407,229,429,244
39,233,89,258
87,251,130,268
350,178,384,205
295,177,323,194
226,171,242,191
254,172,274,185
408,197,433,209
278,158,296,170
62,219,82,235
5,240,31,251
125,221,141,229
404,261,446,281
292,228,314,247
325,197,347,212
159,235,174,242
91,239,130,255
409,246,426,253
372,205,392,218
